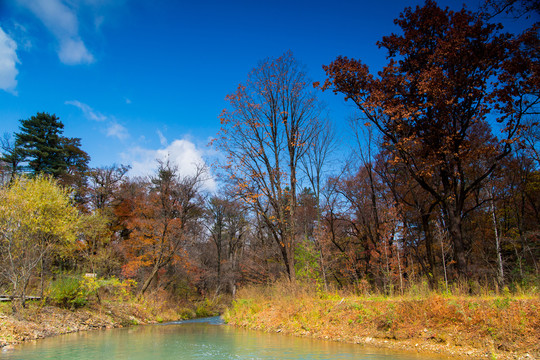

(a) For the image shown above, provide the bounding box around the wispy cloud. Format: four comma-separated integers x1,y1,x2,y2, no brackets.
11,22,32,51
107,122,129,140
16,0,94,65
122,136,217,192
0,27,20,94
65,100,106,121
66,99,129,140
157,130,168,146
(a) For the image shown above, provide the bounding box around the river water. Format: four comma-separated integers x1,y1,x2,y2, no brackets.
0,317,449,359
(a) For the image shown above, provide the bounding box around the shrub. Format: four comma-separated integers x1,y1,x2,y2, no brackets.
48,276,88,308
48,275,130,308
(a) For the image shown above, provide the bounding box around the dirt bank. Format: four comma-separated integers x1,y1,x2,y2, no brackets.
0,295,220,349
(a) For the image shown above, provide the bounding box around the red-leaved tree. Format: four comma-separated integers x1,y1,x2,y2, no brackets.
323,1,539,277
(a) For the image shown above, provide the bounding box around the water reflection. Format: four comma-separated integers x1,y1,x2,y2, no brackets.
1,318,449,360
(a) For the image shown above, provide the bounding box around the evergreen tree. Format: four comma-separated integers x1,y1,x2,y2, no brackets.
13,112,90,179
15,112,67,176
61,136,91,175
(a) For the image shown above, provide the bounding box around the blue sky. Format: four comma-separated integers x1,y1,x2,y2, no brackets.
0,0,534,188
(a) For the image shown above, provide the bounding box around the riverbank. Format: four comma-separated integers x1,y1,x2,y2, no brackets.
0,295,222,349
224,284,539,360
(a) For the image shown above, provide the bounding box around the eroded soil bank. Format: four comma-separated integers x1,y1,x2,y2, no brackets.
0,297,218,349
224,290,539,360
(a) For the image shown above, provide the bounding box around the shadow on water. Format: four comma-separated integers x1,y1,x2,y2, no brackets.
163,316,224,325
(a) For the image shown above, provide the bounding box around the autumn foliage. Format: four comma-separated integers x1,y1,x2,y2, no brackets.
0,1,538,312
322,0,539,278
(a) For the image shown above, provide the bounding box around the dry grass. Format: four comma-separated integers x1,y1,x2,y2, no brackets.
225,281,540,359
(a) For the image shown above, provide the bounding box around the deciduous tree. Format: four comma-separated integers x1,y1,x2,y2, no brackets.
204,196,247,295
0,133,22,183
0,176,79,310
323,1,539,276
215,51,323,281
120,161,205,295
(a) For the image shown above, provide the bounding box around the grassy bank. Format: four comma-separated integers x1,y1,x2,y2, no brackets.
224,283,539,359
0,290,225,348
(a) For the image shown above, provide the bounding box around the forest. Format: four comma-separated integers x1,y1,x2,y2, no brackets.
0,0,539,310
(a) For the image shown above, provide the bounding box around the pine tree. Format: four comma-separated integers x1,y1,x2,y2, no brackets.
15,112,67,176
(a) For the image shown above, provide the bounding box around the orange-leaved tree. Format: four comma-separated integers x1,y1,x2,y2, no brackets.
119,160,205,295
323,1,539,277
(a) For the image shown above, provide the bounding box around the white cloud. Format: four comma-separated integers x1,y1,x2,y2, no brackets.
107,122,129,140
0,27,20,94
16,0,94,65
58,37,94,65
65,100,107,121
123,137,217,192
157,130,167,146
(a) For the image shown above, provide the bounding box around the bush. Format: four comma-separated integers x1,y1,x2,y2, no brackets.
48,276,89,308
48,275,130,308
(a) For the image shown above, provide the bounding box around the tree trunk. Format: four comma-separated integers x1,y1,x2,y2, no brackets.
280,238,296,282
489,190,504,287
216,243,222,291
139,263,160,296
446,209,468,278
421,212,437,288
288,158,297,283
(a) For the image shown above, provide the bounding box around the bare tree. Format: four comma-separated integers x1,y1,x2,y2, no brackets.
300,118,337,221
87,164,131,211
215,51,323,281
0,133,22,184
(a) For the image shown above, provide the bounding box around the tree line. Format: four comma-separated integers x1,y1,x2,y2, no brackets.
1,1,538,303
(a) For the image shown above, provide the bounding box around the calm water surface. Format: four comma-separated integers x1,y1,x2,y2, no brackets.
0,317,449,359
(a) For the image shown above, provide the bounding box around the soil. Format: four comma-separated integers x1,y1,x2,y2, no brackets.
0,301,162,349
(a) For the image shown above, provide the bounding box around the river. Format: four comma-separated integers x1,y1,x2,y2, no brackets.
0,317,450,359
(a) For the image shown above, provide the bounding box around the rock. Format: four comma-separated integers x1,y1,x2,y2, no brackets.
1,345,15,352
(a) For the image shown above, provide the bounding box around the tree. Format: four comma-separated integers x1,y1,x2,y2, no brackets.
87,164,131,211
120,161,205,295
482,0,540,19
323,1,539,277
300,118,337,223
214,51,323,281
0,175,80,310
376,149,441,286
15,112,67,176
14,112,90,179
204,196,248,295
0,133,23,183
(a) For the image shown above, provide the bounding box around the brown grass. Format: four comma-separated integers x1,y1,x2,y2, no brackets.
225,281,540,359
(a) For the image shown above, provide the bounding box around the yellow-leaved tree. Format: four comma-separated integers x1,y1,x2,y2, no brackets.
0,175,80,310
